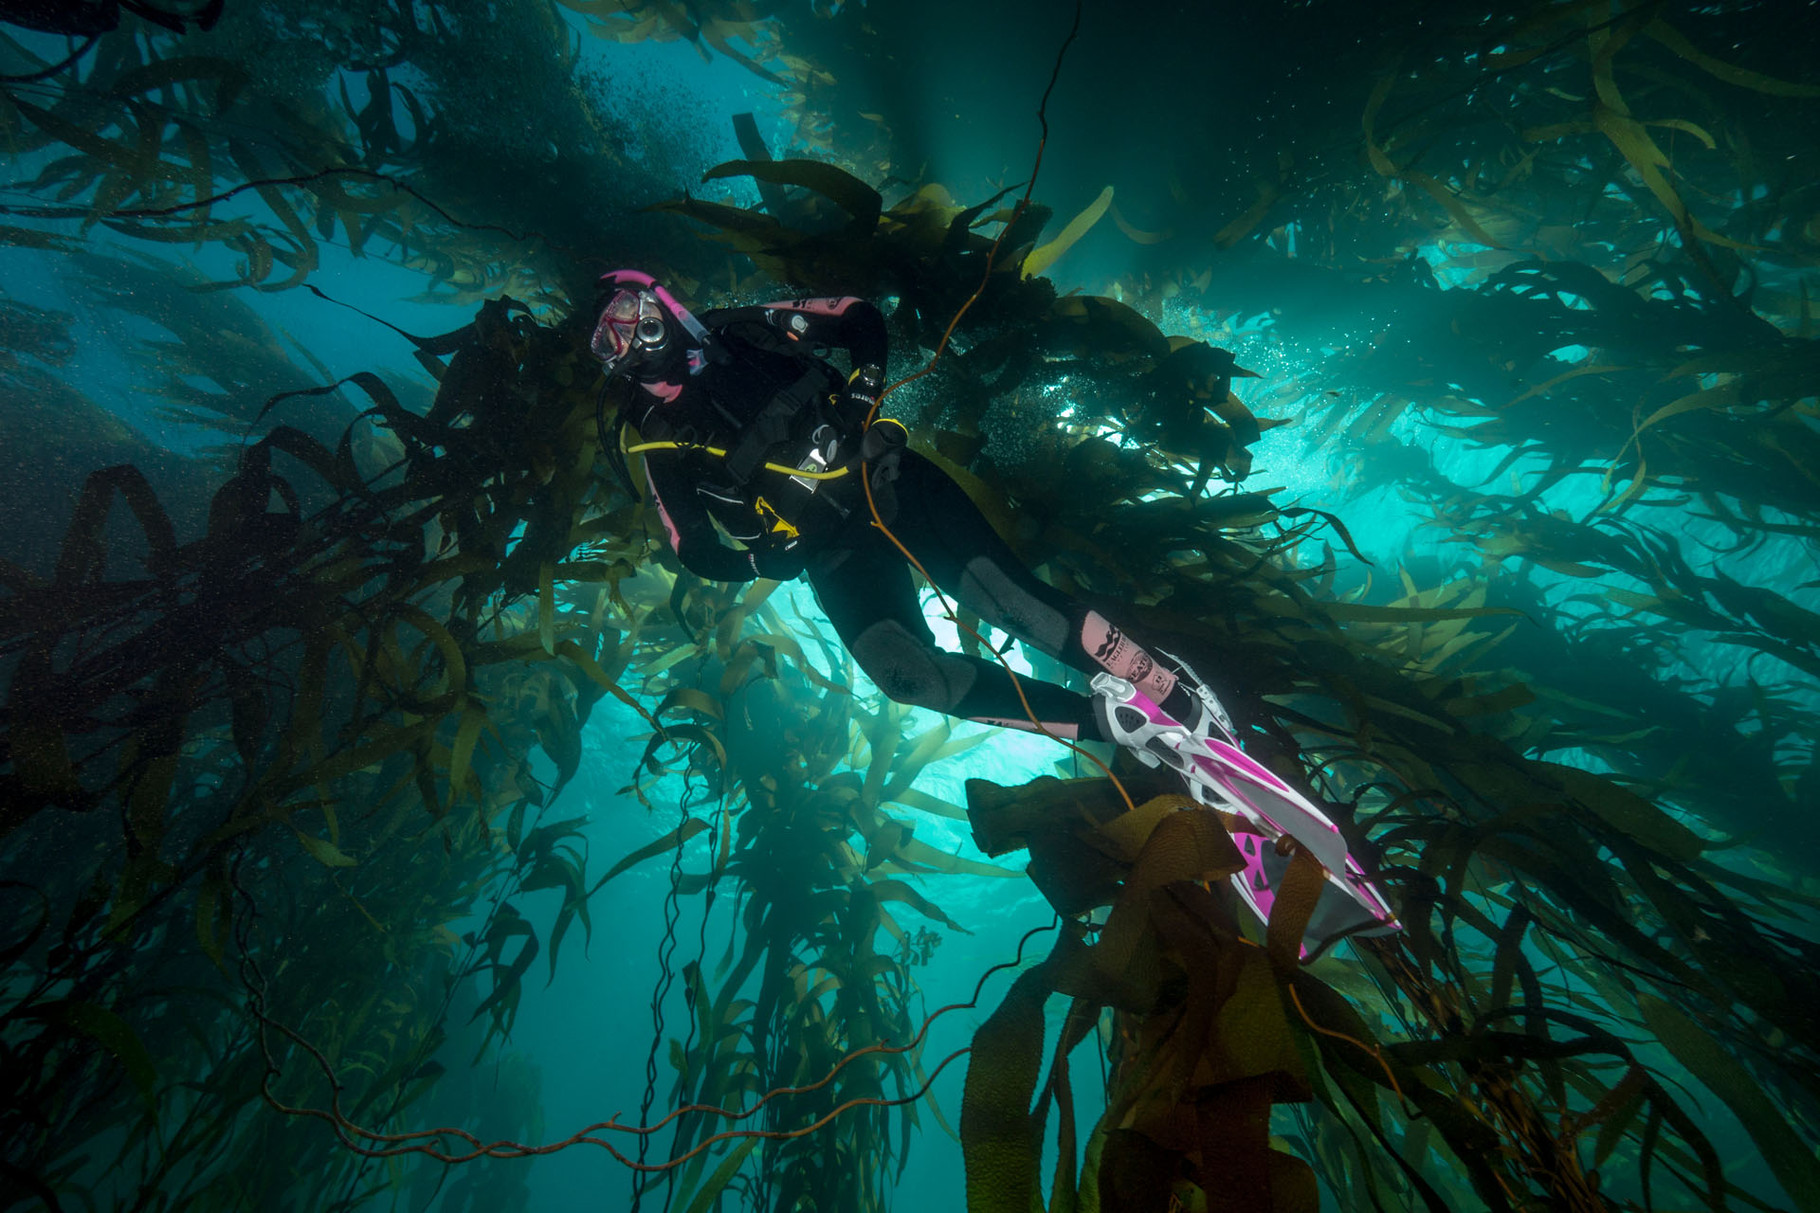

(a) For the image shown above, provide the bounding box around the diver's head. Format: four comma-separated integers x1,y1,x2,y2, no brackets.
590,270,711,384
591,286,671,374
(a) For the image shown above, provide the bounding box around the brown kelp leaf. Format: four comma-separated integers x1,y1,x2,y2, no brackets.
860,704,903,809
1092,793,1196,863
100,217,254,244
673,1137,762,1213
1552,764,1705,862
1203,947,1310,1094
22,1000,158,1103
389,602,467,717
1023,185,1113,279
267,718,437,798
1362,74,1503,249
5,648,85,814
586,818,709,895
9,97,136,167
1095,1129,1178,1212
1286,973,1402,1129
653,686,725,721
1325,601,1522,624
1588,78,1753,256
445,699,489,804
962,932,1075,1213
1266,847,1326,977
1044,998,1099,1213
294,829,357,867
702,158,882,233
1407,171,1505,251
538,561,556,654
863,815,915,871
193,873,230,972
699,21,787,86
1213,180,1282,249
1049,294,1172,362
1630,379,1742,438
54,464,179,585
870,879,969,934
879,720,953,807
0,224,81,251
1110,201,1173,245
890,787,970,821
888,835,1020,880
470,908,538,1037
1639,995,1820,1212
1644,19,1820,97
1027,830,1132,918
1095,811,1245,994
965,775,1134,858
108,55,249,107
741,631,846,692
554,638,659,728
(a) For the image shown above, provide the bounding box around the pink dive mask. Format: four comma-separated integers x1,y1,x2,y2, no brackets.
591,270,715,382
591,288,670,373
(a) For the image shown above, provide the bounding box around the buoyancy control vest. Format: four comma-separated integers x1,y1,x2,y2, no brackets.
630,311,863,547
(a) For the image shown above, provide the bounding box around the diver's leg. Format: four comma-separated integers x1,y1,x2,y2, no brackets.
882,453,1216,731
805,528,1099,737
871,458,1394,936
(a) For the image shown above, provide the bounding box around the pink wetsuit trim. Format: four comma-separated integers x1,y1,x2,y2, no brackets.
644,462,682,550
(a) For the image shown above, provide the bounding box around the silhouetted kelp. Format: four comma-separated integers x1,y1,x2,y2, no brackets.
4,1,1820,1211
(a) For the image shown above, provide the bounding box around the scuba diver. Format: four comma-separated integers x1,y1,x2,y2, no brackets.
591,270,1398,938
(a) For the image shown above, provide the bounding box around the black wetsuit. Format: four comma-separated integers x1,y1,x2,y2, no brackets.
628,296,1198,740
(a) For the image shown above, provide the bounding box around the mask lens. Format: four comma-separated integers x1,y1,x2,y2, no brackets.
591,289,644,366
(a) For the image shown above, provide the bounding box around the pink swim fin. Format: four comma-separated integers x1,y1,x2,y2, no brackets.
1091,673,1400,948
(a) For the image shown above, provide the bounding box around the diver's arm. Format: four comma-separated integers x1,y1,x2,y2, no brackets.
642,456,759,584
760,297,888,371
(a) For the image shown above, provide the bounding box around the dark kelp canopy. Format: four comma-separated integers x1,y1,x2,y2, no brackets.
1,1,1818,1211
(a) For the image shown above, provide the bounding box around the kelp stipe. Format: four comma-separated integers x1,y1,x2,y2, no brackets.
5,0,1820,1209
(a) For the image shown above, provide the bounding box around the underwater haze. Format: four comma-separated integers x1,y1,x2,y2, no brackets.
3,1,1820,1211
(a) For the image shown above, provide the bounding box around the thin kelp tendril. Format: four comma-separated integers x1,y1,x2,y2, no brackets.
233,842,1053,1168
1286,981,1408,1110
630,778,699,1212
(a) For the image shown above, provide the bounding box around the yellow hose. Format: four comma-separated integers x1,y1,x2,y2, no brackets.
623,440,852,481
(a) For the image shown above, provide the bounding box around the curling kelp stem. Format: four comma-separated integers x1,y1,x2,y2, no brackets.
853,0,1136,812
1286,981,1409,1110
238,876,1054,1166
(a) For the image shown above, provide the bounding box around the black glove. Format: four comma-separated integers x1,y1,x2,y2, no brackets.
750,543,806,583
859,419,907,522
860,417,907,473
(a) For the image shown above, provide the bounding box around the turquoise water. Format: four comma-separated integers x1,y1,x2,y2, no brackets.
3,3,1819,1211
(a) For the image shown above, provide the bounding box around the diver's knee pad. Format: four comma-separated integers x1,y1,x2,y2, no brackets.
847,619,977,712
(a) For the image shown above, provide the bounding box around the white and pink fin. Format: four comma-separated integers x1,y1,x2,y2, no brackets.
1091,673,1400,944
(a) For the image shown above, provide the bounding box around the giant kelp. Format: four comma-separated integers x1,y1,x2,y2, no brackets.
5,1,1820,1212
631,26,1820,1203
